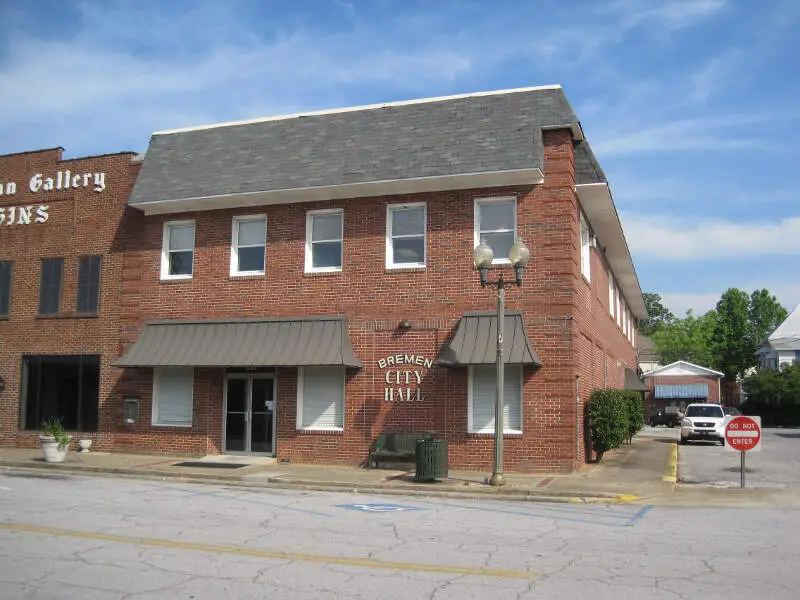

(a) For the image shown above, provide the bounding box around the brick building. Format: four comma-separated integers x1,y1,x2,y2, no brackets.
642,360,724,419
1,85,646,472
0,147,141,448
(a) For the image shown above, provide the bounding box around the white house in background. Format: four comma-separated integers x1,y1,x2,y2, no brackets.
757,303,800,371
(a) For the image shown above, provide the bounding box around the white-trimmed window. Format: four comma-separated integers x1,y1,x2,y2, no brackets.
296,366,344,430
623,303,628,335
474,197,516,264
616,292,622,327
468,365,522,433
608,274,615,317
580,211,591,281
386,203,426,268
161,220,195,280
152,367,194,427
306,209,343,273
230,215,266,276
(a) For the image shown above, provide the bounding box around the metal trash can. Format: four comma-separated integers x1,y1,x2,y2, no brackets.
415,437,448,482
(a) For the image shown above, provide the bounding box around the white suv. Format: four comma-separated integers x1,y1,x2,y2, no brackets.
680,403,725,445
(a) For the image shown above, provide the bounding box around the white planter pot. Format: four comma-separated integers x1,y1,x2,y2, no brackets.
78,439,93,453
39,435,72,463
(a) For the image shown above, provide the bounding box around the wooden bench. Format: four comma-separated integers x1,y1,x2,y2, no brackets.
368,432,427,468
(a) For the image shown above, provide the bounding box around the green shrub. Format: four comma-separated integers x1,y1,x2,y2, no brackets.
625,391,645,442
586,390,629,460
741,364,800,426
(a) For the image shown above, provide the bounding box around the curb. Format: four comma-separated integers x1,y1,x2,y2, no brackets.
662,441,678,489
0,461,639,505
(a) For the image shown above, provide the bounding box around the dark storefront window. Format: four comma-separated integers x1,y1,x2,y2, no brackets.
21,355,100,431
38,257,63,315
0,260,12,317
76,255,102,314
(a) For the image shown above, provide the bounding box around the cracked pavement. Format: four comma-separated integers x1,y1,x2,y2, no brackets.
1,471,799,599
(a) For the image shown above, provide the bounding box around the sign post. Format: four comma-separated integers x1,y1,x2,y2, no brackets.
724,415,761,488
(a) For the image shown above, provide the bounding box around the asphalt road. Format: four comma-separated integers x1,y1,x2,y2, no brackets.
679,428,800,489
2,470,800,599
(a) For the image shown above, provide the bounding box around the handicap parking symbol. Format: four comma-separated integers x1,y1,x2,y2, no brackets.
337,503,424,513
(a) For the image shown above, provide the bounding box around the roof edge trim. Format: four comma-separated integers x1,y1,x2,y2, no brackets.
576,182,646,319
153,85,564,136
133,168,545,215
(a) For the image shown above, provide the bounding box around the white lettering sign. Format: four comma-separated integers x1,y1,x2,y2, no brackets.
0,205,49,226
29,170,106,193
0,171,107,197
377,354,432,403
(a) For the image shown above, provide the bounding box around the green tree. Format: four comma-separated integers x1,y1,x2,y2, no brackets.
651,309,718,367
639,292,675,336
748,289,788,347
714,288,752,381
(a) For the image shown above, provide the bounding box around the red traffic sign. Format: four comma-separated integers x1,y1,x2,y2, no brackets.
724,415,761,452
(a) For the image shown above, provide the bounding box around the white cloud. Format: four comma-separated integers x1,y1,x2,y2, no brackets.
660,292,723,316
594,113,778,156
602,0,728,31
622,214,800,259
688,50,742,104
662,284,800,317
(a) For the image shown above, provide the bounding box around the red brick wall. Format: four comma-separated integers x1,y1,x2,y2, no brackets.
2,131,640,473
571,180,638,464
0,149,140,448
110,130,584,471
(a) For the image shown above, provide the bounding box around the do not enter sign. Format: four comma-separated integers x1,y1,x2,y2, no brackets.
724,415,761,452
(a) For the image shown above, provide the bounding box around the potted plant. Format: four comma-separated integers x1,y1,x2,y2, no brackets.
39,417,72,463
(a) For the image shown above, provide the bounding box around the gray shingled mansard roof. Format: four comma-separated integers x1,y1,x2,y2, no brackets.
129,85,605,207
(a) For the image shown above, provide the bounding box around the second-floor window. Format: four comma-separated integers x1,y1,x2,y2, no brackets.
39,257,63,316
474,197,516,263
161,220,195,280
580,211,591,281
76,255,102,314
386,203,426,268
306,209,343,273
0,260,12,318
608,274,615,318
231,215,266,276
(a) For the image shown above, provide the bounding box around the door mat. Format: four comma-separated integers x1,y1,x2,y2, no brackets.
172,461,249,469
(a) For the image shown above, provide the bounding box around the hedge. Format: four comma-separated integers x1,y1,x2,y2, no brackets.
587,389,645,460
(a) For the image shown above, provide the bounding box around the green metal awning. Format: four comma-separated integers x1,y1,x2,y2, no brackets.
115,316,363,368
437,311,542,366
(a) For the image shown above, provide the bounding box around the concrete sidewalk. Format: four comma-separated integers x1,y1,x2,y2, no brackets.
0,434,678,504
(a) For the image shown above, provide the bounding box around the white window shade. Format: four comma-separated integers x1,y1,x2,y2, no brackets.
298,367,344,429
470,365,522,433
608,275,615,317
153,367,193,427
580,212,591,280
237,219,265,246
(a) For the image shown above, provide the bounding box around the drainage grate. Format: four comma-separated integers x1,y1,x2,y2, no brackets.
172,462,249,469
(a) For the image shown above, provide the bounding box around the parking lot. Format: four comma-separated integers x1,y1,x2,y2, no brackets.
678,429,800,488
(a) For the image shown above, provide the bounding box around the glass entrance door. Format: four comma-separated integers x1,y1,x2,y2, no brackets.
224,375,275,455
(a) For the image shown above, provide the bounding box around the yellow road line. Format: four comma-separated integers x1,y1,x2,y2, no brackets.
662,441,678,485
0,522,542,580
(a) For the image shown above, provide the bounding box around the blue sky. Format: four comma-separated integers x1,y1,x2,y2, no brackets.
2,0,798,316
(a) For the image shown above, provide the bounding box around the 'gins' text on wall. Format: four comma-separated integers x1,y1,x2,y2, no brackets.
0,205,49,226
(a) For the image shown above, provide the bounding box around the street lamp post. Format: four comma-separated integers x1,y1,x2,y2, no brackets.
473,237,530,486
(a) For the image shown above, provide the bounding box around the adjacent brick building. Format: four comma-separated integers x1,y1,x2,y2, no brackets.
642,360,724,419
0,147,141,448
0,85,647,473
